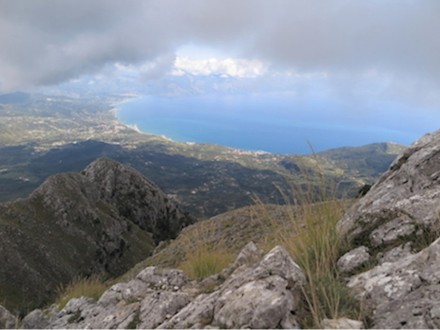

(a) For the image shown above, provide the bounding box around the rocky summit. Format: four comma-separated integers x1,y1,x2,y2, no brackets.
0,158,194,314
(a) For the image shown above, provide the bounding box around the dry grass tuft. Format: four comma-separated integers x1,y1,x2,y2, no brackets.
290,201,361,326
180,247,234,280
55,275,108,310
177,220,235,280
253,152,365,328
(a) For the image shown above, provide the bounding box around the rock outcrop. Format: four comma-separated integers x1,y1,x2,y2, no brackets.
83,157,192,243
337,129,440,249
0,305,17,329
337,129,440,328
0,157,194,314
20,243,306,329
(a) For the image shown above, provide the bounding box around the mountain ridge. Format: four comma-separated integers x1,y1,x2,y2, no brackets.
0,139,405,218
0,158,194,314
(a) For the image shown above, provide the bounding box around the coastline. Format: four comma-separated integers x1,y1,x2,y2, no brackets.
107,93,410,155
110,95,181,144
110,94,284,153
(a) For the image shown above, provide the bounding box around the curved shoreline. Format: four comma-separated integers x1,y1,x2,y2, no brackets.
111,96,184,144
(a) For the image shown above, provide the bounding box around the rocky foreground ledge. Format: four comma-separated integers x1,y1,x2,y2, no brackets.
1,243,362,329
7,243,309,329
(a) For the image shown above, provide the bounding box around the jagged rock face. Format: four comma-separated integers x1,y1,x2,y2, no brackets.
162,245,306,329
337,129,440,328
83,158,194,242
22,244,306,329
0,157,194,314
337,129,440,250
347,238,440,328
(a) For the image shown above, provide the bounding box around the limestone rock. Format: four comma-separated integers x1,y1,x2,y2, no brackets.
22,243,306,329
337,246,370,274
83,157,195,243
160,245,306,329
336,129,440,328
31,271,191,329
321,317,364,329
337,129,440,252
138,291,191,329
97,280,149,307
21,309,49,329
377,242,413,264
136,267,189,291
348,238,440,328
371,283,440,329
64,296,95,315
226,241,262,271
0,305,17,329
193,242,264,296
213,276,299,329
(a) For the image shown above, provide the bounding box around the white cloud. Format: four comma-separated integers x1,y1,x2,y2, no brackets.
172,56,268,78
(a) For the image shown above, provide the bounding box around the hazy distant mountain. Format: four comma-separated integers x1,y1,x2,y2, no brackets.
0,92,30,104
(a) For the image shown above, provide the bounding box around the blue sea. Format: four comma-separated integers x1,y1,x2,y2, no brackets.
116,94,431,154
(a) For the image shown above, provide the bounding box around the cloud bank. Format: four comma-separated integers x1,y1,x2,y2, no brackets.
0,0,439,102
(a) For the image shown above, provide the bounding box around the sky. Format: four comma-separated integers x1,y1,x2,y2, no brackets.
0,0,439,148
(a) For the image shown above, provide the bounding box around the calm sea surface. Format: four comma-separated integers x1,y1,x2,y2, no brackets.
116,94,423,154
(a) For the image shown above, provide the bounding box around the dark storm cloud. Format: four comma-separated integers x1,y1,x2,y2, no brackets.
0,0,439,91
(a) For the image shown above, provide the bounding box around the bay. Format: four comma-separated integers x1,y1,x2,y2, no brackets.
116,94,420,154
